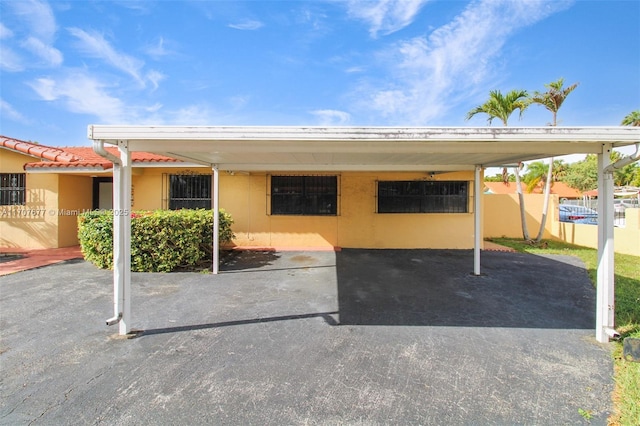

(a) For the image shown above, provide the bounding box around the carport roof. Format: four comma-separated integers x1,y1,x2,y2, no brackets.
87,125,639,172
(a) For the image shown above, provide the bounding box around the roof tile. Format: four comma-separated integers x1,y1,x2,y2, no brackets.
484,181,582,198
1,135,180,169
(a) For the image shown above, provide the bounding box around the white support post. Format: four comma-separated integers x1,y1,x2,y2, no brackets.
111,161,123,328
212,165,220,275
596,143,615,343
115,140,132,335
473,166,482,275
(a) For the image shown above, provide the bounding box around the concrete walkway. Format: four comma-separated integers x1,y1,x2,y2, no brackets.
0,249,613,425
0,242,513,277
0,246,83,276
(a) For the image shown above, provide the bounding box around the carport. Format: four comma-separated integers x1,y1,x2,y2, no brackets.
87,125,639,343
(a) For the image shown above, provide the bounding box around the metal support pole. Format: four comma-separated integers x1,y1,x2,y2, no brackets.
473,165,482,275
596,143,615,343
113,140,132,335
212,165,220,275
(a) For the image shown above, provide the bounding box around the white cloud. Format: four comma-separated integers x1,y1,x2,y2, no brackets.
28,73,127,123
355,0,573,124
0,46,25,72
311,109,351,125
229,95,249,110
22,36,63,67
4,0,63,68
345,66,365,74
228,20,264,30
68,27,147,84
145,70,165,91
0,99,31,124
27,70,217,126
68,28,165,90
144,36,172,59
168,104,218,125
0,23,14,39
346,0,430,38
7,0,57,42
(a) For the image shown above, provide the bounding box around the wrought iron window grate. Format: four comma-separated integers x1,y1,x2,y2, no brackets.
377,180,468,213
0,173,26,206
271,175,337,215
169,174,211,209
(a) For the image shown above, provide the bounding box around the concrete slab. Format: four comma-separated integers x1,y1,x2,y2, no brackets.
0,250,613,425
0,246,83,276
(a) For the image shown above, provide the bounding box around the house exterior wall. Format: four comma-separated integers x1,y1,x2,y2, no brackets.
221,171,477,249
120,168,478,249
1,149,59,248
57,175,93,247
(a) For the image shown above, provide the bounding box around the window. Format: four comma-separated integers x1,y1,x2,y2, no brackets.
271,175,337,215
378,181,468,213
0,173,26,206
169,174,211,209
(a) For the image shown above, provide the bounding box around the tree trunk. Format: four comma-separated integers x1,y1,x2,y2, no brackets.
534,157,554,242
514,164,530,241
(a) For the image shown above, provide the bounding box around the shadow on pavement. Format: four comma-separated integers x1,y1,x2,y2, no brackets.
335,249,595,329
141,311,339,336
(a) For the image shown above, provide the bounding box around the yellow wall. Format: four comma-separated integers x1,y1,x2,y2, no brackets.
1,149,95,248
220,171,477,249
483,194,555,240
2,149,52,248
4,145,636,255
1,148,60,248
554,208,639,256
484,193,640,256
57,175,93,247
1,148,35,172
119,168,479,249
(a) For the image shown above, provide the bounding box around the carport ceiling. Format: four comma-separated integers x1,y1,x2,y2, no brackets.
88,126,640,172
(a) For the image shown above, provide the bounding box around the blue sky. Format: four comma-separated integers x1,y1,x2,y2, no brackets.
1,0,639,151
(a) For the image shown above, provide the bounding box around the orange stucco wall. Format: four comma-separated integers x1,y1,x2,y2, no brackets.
2,150,56,248
219,171,477,249
4,144,637,255
483,193,555,240
113,167,479,249
483,193,640,256
57,174,93,247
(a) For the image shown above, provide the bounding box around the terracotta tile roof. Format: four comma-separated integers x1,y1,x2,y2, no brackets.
1,135,180,170
1,135,81,163
484,181,582,198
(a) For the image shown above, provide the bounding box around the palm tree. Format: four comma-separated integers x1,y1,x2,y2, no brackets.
467,89,531,240
621,110,640,126
465,89,529,126
523,159,567,193
523,161,549,193
529,78,579,242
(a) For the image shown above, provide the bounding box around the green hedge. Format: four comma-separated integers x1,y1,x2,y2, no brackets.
78,209,234,272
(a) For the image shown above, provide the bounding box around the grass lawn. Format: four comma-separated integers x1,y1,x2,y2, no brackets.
488,238,640,426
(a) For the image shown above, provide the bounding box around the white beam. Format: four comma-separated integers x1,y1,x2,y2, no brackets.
596,143,615,343
88,125,640,145
474,166,482,275
212,165,220,275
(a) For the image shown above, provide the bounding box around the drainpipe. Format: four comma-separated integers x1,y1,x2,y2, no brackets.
92,140,122,326
93,140,121,166
604,143,640,173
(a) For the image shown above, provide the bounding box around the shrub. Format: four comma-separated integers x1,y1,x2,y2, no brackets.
78,209,234,272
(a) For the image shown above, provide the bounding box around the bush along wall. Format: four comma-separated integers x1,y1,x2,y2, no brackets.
78,209,235,272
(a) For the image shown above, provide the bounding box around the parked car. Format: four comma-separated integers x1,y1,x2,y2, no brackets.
614,199,639,212
559,204,598,225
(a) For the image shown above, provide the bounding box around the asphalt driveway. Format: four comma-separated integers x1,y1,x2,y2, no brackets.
0,249,613,425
